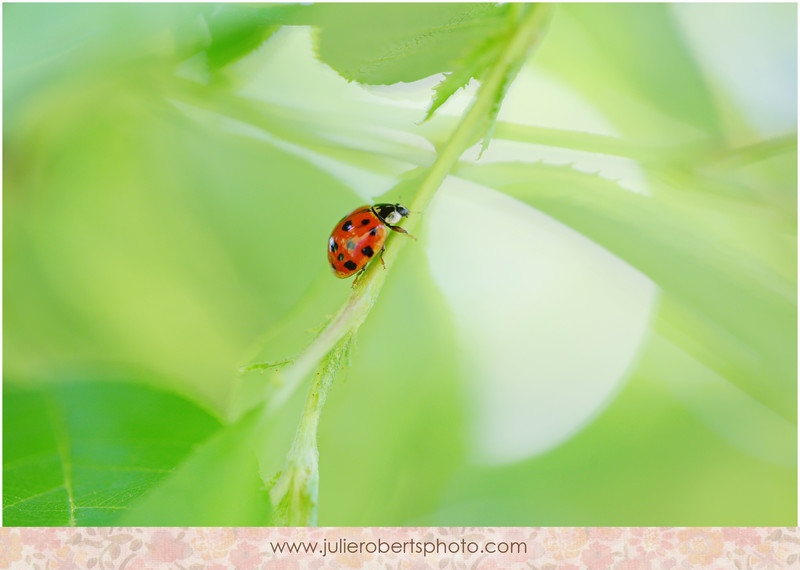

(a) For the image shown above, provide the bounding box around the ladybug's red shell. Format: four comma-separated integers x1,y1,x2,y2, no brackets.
328,206,389,278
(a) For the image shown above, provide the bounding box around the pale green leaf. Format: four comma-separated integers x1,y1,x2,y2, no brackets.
458,161,795,420
310,3,512,85
427,352,795,525
314,241,466,524
4,68,357,414
535,4,722,140
121,407,271,526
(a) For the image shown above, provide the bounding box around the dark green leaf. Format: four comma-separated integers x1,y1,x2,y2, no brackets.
3,380,220,526
204,4,304,70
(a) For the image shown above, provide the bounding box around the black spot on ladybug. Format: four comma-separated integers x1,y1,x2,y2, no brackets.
361,246,374,257
330,262,336,270
344,260,357,271
337,253,344,261
346,239,355,250
361,218,370,225
342,220,353,231
369,228,378,236
329,238,338,252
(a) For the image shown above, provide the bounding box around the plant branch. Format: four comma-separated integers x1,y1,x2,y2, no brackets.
262,4,549,415
269,333,354,525
263,4,550,525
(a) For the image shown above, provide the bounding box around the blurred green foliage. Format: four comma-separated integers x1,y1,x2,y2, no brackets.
3,3,796,525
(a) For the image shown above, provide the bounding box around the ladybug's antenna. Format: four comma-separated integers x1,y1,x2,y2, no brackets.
396,195,421,215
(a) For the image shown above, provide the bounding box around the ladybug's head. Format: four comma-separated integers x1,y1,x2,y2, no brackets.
373,203,410,225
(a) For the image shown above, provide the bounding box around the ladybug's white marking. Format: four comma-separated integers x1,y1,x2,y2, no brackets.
384,211,402,224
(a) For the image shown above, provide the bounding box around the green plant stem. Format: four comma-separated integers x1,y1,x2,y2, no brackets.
399,4,550,233
702,134,797,168
265,5,550,525
269,333,352,525
264,4,548,415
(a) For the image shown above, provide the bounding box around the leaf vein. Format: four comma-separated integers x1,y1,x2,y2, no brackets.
4,485,66,509
44,394,77,526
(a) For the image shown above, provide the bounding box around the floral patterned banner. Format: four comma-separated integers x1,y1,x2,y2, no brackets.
1,527,798,569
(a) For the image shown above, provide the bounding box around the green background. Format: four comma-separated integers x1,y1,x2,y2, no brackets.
4,3,796,525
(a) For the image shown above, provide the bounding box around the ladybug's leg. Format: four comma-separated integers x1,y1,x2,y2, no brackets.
387,225,417,240
352,268,366,288
379,244,386,269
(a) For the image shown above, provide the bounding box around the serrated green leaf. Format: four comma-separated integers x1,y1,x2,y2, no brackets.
458,161,795,420
424,70,476,123
311,3,512,85
477,7,550,155
240,358,293,373
423,35,506,123
478,55,522,157
3,381,220,526
421,4,551,149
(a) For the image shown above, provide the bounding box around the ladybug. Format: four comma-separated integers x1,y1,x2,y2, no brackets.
327,203,411,278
